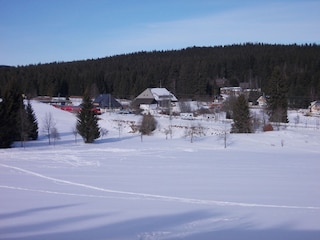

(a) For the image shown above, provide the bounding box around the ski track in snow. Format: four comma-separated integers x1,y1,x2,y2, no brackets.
1,163,320,210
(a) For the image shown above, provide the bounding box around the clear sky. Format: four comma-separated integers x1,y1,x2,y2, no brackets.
1,0,320,66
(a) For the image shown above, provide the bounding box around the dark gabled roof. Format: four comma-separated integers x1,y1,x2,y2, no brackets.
93,94,122,109
248,91,263,102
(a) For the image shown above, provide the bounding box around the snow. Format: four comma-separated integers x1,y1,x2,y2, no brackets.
150,88,178,102
1,101,320,240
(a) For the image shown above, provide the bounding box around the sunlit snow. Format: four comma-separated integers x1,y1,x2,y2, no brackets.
1,101,320,240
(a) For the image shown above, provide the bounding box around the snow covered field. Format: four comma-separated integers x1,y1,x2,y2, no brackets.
1,101,320,240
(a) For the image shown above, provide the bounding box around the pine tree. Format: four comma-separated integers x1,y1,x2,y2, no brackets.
231,94,252,133
76,93,100,143
26,100,38,140
0,101,9,148
0,79,23,148
267,66,288,123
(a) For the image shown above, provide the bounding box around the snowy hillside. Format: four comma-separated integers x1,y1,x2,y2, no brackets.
1,101,320,240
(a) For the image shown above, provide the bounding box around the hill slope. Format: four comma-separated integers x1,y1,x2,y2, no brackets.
0,101,320,239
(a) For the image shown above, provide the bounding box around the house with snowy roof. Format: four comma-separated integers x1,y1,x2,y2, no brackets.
133,88,178,109
309,100,320,115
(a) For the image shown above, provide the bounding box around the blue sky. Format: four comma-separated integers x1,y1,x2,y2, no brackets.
1,0,320,66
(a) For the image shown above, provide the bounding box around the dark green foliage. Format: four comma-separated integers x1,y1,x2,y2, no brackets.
139,113,157,135
231,95,252,133
0,79,23,148
18,100,38,145
0,102,13,148
76,93,100,143
0,80,39,148
26,101,38,140
0,44,320,108
266,66,288,123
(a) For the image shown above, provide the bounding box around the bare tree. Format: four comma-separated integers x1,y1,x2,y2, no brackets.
184,123,206,143
114,120,123,138
42,112,56,145
184,126,195,143
251,112,262,132
163,126,172,140
218,120,230,148
51,127,60,146
294,114,300,128
100,128,109,139
72,126,78,144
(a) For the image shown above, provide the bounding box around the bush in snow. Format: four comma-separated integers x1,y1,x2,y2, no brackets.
139,113,157,136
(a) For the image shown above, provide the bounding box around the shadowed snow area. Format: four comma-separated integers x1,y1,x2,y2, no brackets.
1,101,320,239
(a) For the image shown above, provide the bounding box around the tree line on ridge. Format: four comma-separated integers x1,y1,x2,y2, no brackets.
0,43,319,108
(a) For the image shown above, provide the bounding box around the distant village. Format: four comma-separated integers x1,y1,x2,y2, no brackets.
33,85,320,117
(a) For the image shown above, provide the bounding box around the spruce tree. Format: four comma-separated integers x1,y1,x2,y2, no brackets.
231,94,252,133
76,93,100,143
0,80,23,148
26,100,38,140
0,101,9,148
267,66,288,123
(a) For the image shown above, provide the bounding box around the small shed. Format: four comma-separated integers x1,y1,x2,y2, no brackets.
93,94,123,109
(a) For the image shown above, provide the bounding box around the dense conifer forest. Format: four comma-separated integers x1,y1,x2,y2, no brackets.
1,43,320,108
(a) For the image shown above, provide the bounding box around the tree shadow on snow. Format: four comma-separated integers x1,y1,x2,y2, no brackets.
13,131,77,148
0,203,81,220
0,209,213,240
179,225,320,240
1,207,319,240
95,135,139,144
